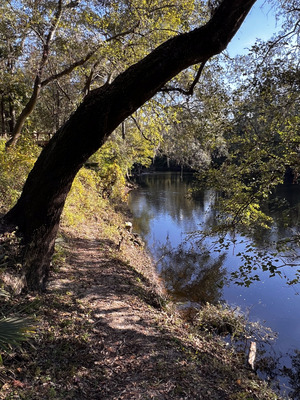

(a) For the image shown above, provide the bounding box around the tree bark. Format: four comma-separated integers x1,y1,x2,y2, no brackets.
2,0,257,291
8,95,16,134
6,81,42,146
0,96,6,136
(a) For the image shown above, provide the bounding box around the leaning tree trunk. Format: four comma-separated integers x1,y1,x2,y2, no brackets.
2,0,256,291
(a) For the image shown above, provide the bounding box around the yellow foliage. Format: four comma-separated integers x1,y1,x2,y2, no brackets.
61,166,124,243
62,168,106,228
88,114,163,202
98,163,127,201
0,137,40,212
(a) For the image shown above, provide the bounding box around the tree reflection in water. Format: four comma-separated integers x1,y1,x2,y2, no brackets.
129,174,300,397
281,350,300,399
157,239,226,304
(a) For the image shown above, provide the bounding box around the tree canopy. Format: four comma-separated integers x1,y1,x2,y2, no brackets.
5,0,300,292
0,0,206,145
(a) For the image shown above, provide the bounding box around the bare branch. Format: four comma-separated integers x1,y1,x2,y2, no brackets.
39,0,63,76
55,80,73,103
41,49,96,87
160,59,208,96
29,25,46,44
105,22,140,42
130,115,152,142
41,23,140,87
253,20,300,67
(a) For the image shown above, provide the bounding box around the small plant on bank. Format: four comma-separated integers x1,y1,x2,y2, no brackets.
195,303,247,338
195,303,275,344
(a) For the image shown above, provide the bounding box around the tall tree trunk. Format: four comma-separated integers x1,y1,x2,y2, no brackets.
6,82,41,146
55,86,61,131
0,96,6,136
5,0,63,148
2,0,257,291
8,95,16,135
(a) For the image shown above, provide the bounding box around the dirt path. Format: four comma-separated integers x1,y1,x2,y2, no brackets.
0,222,278,399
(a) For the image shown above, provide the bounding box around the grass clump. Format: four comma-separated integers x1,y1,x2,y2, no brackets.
195,303,248,338
195,303,275,344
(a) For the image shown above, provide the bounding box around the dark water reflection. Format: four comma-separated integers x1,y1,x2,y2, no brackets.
128,172,300,398
157,241,226,304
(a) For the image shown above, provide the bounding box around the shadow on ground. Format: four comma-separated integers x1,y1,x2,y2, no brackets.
0,235,271,400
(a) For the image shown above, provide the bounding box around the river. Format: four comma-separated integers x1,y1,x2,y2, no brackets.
128,172,300,399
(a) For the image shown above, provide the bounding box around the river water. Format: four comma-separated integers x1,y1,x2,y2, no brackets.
128,172,300,398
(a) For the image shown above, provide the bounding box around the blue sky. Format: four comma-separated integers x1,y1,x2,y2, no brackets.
227,0,282,56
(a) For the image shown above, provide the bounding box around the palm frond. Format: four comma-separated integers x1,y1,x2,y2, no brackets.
0,317,34,351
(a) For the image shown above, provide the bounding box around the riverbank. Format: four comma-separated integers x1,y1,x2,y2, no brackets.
0,201,280,399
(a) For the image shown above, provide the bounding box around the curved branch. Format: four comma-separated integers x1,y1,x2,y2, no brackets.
41,50,96,87
160,59,208,96
130,115,153,142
